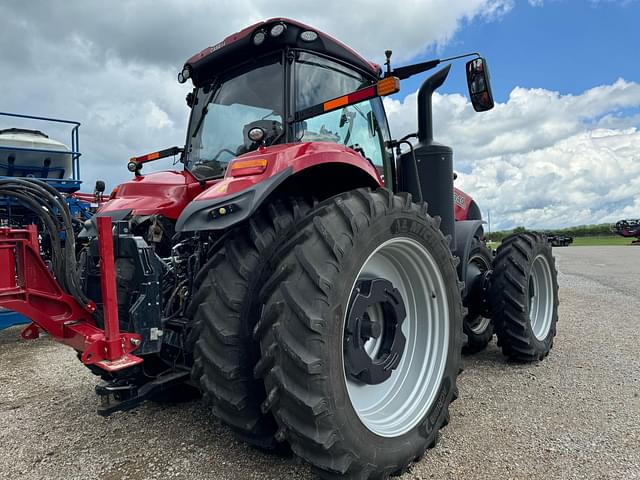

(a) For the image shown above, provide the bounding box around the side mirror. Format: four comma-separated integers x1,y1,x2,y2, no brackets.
466,57,494,112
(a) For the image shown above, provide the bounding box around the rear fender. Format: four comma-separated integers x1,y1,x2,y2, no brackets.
454,220,485,294
454,188,478,221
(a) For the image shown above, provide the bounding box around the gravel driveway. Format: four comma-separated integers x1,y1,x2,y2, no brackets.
1,246,638,479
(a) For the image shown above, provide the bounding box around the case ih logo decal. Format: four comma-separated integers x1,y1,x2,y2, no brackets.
454,192,466,209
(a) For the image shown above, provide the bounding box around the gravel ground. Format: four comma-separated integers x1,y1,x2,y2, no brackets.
1,246,638,479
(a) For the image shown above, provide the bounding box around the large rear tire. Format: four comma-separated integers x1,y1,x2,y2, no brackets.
489,232,559,361
188,197,311,451
254,189,463,478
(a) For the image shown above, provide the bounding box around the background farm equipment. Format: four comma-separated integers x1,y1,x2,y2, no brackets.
612,219,640,244
544,232,574,247
0,18,559,479
0,112,103,330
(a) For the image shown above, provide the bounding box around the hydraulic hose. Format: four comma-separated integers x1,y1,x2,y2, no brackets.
0,177,93,309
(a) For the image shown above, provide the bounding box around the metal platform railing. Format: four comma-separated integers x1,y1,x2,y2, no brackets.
0,111,82,180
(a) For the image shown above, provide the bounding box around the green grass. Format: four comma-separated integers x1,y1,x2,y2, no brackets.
569,236,634,246
486,235,634,248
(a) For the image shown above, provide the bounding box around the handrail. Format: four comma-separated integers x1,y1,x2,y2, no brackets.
0,145,81,156
0,111,80,126
0,111,82,180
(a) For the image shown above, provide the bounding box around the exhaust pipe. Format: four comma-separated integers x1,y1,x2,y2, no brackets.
417,64,451,144
400,65,455,246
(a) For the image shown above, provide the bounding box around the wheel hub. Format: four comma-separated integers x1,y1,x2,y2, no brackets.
342,236,451,437
344,278,407,385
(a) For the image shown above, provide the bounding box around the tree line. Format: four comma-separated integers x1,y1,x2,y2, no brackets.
485,223,614,242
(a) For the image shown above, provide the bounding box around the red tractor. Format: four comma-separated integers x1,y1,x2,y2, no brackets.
0,18,559,478
612,219,640,244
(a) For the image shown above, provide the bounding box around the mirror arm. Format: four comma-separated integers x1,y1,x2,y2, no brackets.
391,59,441,80
389,52,480,81
440,52,481,63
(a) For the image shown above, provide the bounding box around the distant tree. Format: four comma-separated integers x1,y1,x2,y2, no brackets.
484,223,615,243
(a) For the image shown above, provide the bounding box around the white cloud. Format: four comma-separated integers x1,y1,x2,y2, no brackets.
0,0,513,66
144,102,173,130
384,79,640,229
0,0,512,187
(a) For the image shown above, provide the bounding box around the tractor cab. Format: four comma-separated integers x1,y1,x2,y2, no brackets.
116,19,399,228
180,19,392,183
124,18,494,231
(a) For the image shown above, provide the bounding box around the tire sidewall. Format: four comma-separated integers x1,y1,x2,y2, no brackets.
319,208,461,463
522,240,557,351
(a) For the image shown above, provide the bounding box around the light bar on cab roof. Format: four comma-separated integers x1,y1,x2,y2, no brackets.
294,77,400,123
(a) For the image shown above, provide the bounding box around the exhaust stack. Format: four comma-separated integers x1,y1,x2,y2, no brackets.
400,65,455,245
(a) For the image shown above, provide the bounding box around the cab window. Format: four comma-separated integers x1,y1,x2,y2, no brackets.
294,52,388,178
186,53,284,179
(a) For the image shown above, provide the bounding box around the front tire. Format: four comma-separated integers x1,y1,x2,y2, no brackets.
254,189,463,478
188,197,311,451
489,232,559,361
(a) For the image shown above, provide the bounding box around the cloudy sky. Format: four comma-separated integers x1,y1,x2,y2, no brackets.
1,0,638,230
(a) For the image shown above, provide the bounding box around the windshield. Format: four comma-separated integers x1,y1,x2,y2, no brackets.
186,54,284,179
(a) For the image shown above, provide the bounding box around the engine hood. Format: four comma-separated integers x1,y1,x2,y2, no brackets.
98,170,210,220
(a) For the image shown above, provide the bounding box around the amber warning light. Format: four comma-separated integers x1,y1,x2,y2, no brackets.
229,158,269,177
294,77,400,123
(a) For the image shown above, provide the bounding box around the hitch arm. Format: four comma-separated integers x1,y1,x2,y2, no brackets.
0,218,143,372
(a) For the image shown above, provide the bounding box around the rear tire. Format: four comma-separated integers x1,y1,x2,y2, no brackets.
489,232,559,361
462,238,494,354
188,197,311,452
255,189,463,478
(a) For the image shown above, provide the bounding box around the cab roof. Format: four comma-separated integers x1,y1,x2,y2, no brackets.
183,18,380,86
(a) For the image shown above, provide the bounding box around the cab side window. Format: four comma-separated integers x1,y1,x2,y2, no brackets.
294,52,387,178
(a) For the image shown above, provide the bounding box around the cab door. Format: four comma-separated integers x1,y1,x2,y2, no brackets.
293,51,395,187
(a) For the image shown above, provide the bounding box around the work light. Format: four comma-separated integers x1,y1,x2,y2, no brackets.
270,23,286,37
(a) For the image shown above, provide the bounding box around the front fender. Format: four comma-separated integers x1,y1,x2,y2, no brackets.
175,142,381,233
175,167,292,232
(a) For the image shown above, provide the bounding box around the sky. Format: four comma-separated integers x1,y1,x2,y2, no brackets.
0,0,638,230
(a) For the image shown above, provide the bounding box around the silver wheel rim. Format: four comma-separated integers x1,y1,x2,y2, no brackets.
342,237,450,438
529,254,554,341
